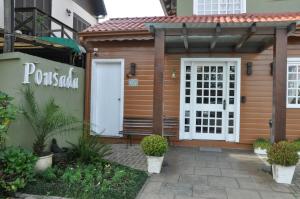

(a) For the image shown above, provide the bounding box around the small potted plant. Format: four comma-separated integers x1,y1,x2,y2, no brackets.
141,135,168,174
253,138,271,155
291,139,300,156
267,141,299,184
22,87,77,172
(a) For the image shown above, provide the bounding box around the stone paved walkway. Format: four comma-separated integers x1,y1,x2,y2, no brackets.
106,145,300,199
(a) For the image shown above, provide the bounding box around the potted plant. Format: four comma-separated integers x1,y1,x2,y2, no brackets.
22,87,77,172
291,139,300,156
253,138,271,155
267,141,299,184
141,135,168,173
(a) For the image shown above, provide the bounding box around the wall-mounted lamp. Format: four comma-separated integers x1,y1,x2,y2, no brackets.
270,62,274,76
66,9,72,16
246,62,253,76
171,68,176,79
93,48,98,57
127,63,136,78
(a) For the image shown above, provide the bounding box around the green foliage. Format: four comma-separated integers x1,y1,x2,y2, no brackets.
38,167,57,182
267,141,299,166
141,135,168,157
0,147,37,195
21,87,78,156
22,162,148,199
67,135,112,164
0,91,18,149
291,139,300,152
253,138,271,149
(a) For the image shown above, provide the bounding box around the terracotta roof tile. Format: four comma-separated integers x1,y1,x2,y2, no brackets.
83,12,300,33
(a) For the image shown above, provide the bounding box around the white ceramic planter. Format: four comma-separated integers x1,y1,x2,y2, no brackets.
146,156,164,174
254,147,267,155
272,164,296,184
298,151,300,156
35,153,53,172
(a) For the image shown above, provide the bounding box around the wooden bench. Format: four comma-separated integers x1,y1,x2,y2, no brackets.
119,117,178,146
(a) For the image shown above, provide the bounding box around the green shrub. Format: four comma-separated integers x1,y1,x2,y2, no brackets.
39,167,57,182
267,141,299,166
253,138,271,149
291,139,300,152
0,147,37,195
0,91,17,149
67,135,112,164
141,135,168,157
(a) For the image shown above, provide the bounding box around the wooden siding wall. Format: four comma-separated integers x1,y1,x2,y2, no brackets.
93,41,155,118
91,38,300,145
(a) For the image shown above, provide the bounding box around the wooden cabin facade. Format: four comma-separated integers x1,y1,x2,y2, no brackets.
80,13,300,149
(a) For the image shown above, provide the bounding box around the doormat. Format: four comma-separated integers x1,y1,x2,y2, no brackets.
199,147,222,152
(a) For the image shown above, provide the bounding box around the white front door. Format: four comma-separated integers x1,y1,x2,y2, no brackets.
180,58,240,142
91,59,124,136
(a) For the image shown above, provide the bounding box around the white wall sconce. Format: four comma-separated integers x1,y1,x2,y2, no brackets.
171,68,176,79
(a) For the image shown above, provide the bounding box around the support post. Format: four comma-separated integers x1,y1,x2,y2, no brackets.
272,28,288,143
3,0,15,53
153,29,165,135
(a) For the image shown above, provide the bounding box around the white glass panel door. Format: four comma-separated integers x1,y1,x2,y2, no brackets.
180,59,240,141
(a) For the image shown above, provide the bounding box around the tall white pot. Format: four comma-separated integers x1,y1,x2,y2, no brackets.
35,153,53,172
272,164,296,184
146,156,164,174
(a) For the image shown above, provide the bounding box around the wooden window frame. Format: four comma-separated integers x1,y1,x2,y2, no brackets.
287,58,300,108
193,0,246,15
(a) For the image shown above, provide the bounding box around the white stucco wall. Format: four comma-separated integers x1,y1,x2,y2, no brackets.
51,0,97,38
0,0,4,29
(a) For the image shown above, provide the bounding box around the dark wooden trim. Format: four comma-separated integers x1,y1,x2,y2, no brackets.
235,23,256,50
272,28,288,143
182,23,188,50
84,52,92,123
210,23,221,51
153,29,165,135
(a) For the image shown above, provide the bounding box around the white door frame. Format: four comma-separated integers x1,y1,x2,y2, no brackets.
179,58,241,142
91,58,125,136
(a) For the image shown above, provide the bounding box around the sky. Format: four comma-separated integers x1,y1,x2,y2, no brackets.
103,0,164,19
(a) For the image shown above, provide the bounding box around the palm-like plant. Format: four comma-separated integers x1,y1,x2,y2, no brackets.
22,87,78,156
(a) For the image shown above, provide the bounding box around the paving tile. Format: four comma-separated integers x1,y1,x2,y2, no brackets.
208,176,239,188
270,183,293,193
195,167,221,176
138,193,174,199
143,181,162,193
259,191,296,199
205,161,232,169
193,185,227,199
160,182,193,197
221,168,253,178
149,174,180,183
226,188,261,199
179,174,207,185
238,180,272,191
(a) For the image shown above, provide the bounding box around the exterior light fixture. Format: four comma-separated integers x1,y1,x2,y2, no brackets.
127,63,136,78
247,62,253,76
171,68,176,79
66,9,72,16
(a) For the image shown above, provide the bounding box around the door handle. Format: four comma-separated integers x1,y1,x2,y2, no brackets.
118,98,121,101
223,99,226,110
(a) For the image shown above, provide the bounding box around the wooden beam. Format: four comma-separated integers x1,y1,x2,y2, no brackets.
272,28,288,143
210,23,221,51
235,23,256,50
182,23,188,50
287,23,296,36
153,29,165,135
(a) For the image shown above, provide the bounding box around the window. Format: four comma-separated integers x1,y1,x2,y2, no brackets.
287,58,300,108
193,0,246,15
73,13,91,32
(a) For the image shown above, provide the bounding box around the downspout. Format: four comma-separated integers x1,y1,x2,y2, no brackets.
3,0,15,53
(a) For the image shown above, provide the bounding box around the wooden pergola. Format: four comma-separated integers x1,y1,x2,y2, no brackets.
148,21,298,142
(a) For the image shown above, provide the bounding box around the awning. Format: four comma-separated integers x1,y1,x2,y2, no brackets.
38,37,86,54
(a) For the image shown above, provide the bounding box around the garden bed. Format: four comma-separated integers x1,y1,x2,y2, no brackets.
20,160,148,199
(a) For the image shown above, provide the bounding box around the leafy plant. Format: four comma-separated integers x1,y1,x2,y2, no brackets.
67,135,112,164
267,141,299,166
291,139,300,152
0,147,37,195
253,138,271,149
21,87,78,156
0,91,17,149
141,135,168,157
38,167,57,182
